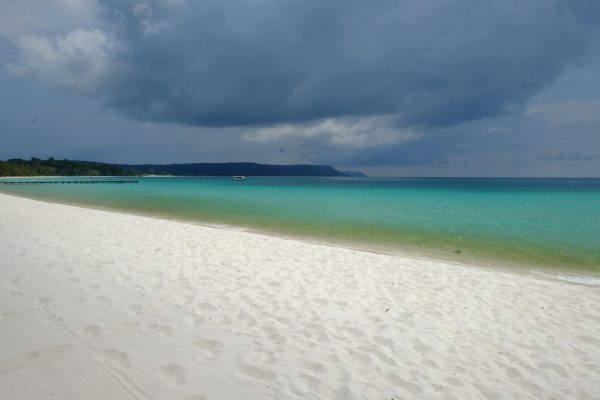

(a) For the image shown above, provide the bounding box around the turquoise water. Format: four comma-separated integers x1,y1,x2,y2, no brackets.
2,177,600,273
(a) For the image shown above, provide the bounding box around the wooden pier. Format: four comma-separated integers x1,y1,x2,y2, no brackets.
1,179,139,185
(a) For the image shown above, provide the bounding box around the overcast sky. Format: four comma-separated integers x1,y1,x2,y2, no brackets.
1,0,600,176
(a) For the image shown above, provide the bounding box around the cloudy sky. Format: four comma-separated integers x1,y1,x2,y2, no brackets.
1,0,600,176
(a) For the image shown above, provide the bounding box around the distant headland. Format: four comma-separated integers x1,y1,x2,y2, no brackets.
121,162,357,177
0,158,364,177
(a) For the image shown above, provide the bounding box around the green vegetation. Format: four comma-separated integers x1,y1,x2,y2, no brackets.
124,162,351,177
0,158,137,177
1,158,354,177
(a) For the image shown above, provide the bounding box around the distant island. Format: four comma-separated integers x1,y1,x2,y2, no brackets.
0,158,363,177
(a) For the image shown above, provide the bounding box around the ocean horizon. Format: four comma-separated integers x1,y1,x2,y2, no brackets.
2,176,599,277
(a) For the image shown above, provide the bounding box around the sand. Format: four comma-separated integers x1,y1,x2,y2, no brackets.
0,193,599,400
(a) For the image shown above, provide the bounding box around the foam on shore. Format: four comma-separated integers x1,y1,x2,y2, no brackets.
1,193,599,399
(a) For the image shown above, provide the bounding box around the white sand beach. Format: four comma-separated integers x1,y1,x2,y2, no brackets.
0,193,599,400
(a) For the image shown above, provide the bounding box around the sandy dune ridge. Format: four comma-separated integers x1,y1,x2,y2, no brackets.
0,193,599,399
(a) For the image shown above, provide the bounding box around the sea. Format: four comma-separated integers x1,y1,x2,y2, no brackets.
2,176,599,281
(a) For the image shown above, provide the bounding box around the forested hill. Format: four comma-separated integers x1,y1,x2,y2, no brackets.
122,162,350,177
1,158,355,177
0,158,136,176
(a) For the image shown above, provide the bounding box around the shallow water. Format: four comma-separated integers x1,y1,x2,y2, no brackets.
2,176,600,273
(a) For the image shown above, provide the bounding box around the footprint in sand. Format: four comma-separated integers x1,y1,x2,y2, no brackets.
413,343,435,357
38,297,51,306
127,304,144,316
336,385,358,400
159,364,186,386
96,296,113,306
538,360,569,378
193,339,224,362
289,373,323,396
83,325,101,337
185,315,207,327
300,374,321,390
373,336,394,347
305,361,326,374
363,346,396,366
47,314,63,324
312,298,328,306
180,294,195,304
88,284,101,293
268,332,287,345
23,344,74,362
385,374,422,395
101,349,131,369
266,280,282,288
234,364,277,383
276,316,291,325
343,327,365,338
444,376,463,387
578,335,600,346
150,324,173,337
196,302,217,312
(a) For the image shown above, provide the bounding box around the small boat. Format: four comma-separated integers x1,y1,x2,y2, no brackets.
232,176,247,181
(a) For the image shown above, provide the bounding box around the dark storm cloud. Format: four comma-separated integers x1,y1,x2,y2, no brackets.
2,0,600,176
91,0,600,128
270,116,522,167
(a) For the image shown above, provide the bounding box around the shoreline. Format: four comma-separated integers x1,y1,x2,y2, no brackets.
1,190,598,287
1,192,599,399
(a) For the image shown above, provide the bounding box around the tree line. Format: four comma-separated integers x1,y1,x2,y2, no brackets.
0,158,137,177
1,158,358,177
